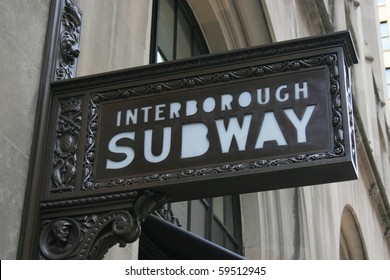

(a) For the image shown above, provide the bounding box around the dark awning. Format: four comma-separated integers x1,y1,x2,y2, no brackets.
139,214,245,260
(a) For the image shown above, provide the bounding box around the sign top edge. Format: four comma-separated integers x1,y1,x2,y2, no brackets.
51,30,357,92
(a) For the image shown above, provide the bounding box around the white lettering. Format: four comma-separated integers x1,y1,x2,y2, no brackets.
116,111,121,127
155,104,165,121
276,85,289,102
257,88,270,104
215,115,252,153
203,97,216,113
255,112,287,148
295,82,308,99
186,100,197,116
141,106,152,122
170,102,181,119
284,105,316,143
126,109,138,125
144,127,171,163
238,91,252,107
221,94,233,111
181,123,210,158
106,132,135,169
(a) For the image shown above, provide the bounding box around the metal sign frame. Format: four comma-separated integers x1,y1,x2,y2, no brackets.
44,31,358,205
25,28,358,259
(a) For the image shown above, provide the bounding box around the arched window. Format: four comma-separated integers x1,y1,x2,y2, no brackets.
150,0,209,63
339,205,368,259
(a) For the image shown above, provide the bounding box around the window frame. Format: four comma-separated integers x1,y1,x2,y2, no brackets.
149,0,209,63
380,21,390,51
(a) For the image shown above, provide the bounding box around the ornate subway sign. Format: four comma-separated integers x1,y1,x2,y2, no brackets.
97,68,331,180
43,31,358,206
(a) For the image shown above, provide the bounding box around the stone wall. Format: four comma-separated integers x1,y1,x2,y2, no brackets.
74,0,153,77
0,0,51,259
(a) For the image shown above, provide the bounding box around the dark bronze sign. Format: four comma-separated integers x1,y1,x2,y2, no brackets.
96,68,331,180
44,31,358,204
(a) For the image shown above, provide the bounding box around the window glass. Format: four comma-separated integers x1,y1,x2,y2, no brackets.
212,219,225,246
386,68,390,98
152,0,208,63
189,200,207,238
223,196,235,235
213,196,224,222
387,84,390,98
156,51,165,63
380,22,390,50
158,0,175,61
176,9,192,59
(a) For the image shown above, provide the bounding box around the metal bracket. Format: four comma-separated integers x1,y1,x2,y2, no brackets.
39,191,169,259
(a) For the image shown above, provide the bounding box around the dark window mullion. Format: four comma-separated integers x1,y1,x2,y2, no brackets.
187,200,192,231
232,195,243,253
224,197,228,248
206,198,212,239
213,214,241,250
191,26,195,57
149,0,160,63
173,0,178,60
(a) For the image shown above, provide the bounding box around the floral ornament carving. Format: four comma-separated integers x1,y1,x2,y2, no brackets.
50,97,82,193
56,0,82,80
49,0,82,193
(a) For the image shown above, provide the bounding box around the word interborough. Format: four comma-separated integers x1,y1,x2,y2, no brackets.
97,74,330,174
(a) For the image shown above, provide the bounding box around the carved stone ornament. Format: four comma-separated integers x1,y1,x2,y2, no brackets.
39,191,169,259
385,227,390,243
39,218,80,259
369,184,380,202
56,0,82,80
49,97,82,193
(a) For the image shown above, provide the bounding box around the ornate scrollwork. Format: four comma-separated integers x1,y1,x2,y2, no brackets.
50,97,82,193
56,0,82,80
83,210,140,259
39,191,169,259
134,191,170,221
82,54,346,190
48,0,82,193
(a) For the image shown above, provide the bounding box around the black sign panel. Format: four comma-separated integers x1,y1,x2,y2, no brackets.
96,68,331,180
45,31,358,203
